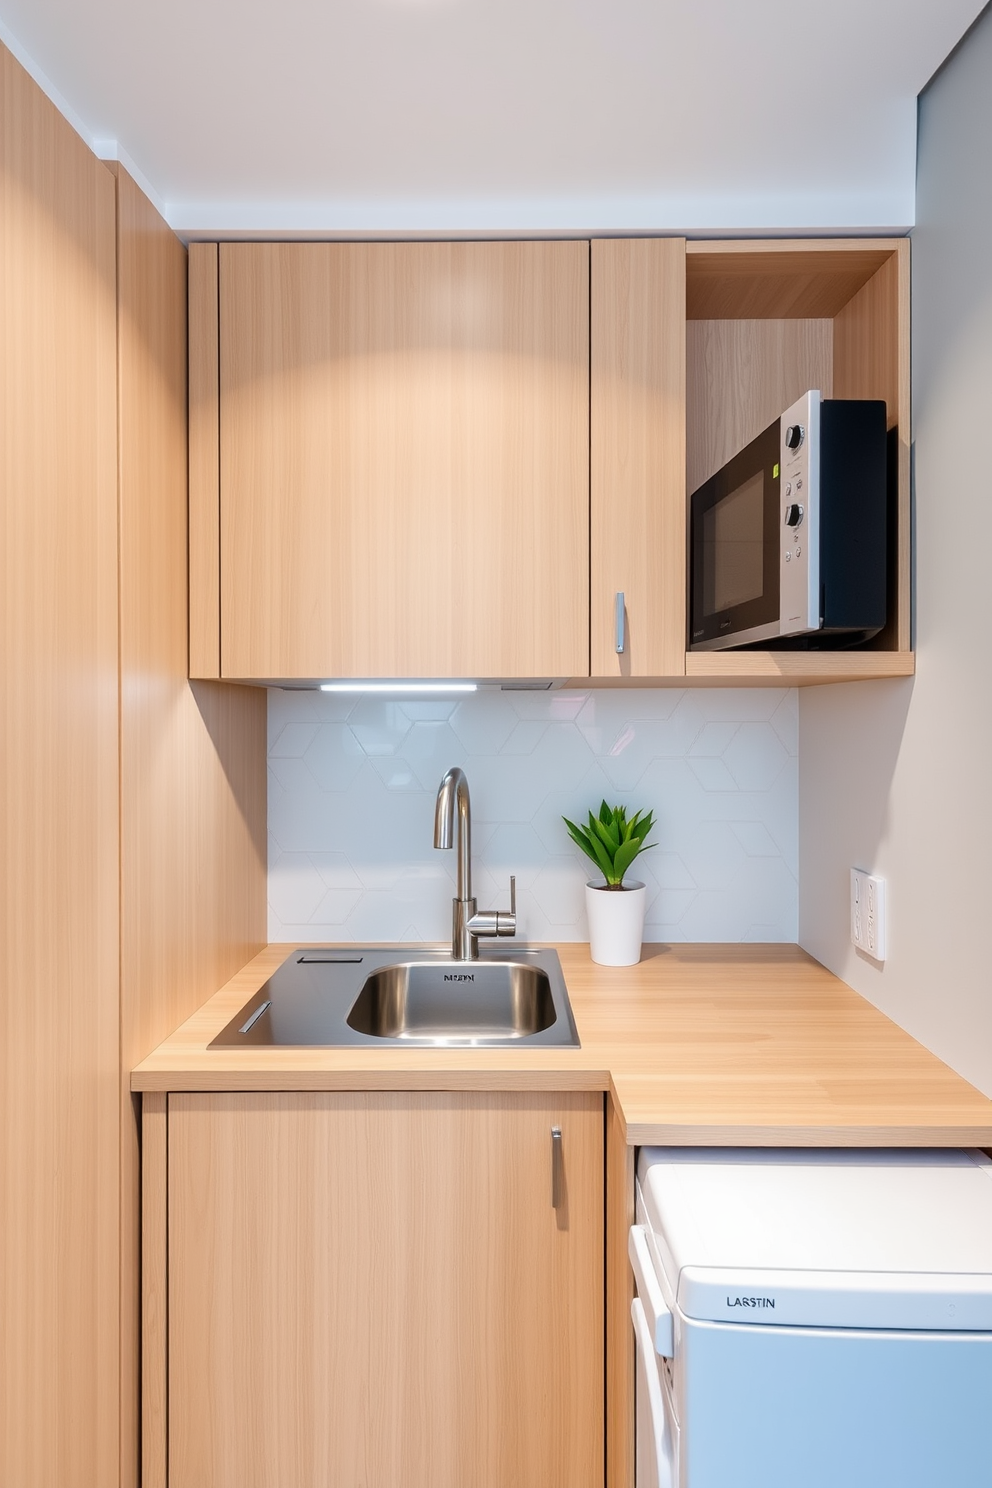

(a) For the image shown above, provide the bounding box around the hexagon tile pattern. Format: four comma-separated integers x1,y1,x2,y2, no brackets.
268,687,798,945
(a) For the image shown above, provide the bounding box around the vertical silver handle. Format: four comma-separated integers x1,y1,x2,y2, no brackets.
551,1125,563,1209
615,592,626,655
509,875,516,915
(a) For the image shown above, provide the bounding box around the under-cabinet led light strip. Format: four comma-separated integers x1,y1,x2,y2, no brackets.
319,682,478,694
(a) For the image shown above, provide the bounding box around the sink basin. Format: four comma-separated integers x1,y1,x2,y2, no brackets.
347,960,556,1042
210,946,580,1048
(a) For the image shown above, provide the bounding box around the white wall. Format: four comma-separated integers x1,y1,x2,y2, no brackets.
269,686,797,946
799,6,992,1097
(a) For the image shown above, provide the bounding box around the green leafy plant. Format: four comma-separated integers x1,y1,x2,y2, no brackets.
562,801,656,889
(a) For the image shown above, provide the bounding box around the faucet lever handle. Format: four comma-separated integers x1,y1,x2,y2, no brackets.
490,874,517,938
466,874,518,941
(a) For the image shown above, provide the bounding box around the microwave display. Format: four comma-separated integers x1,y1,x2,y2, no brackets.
703,470,765,615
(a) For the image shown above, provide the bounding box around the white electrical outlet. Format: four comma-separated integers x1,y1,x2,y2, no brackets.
850,869,886,962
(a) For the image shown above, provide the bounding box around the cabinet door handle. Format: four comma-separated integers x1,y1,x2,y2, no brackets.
615,592,626,655
551,1125,563,1208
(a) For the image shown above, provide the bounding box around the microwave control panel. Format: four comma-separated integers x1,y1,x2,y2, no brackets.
779,389,820,636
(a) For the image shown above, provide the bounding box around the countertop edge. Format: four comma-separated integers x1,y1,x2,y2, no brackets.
130,1067,613,1094
624,1123,992,1147
130,942,992,1147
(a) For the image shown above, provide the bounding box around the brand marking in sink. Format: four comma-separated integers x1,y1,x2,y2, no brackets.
444,973,475,983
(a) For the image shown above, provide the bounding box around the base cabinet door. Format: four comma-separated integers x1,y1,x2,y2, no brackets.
168,1091,604,1488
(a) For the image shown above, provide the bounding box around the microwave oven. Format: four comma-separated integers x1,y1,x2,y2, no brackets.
689,391,888,651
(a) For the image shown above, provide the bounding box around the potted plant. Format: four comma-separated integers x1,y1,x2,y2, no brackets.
563,801,656,966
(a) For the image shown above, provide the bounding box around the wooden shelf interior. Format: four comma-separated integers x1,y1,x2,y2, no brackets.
686,244,893,321
685,238,911,658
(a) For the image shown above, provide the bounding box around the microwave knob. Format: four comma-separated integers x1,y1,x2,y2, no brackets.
785,423,805,450
784,503,804,527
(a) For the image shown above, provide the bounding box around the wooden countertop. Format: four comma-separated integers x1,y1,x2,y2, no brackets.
131,943,992,1146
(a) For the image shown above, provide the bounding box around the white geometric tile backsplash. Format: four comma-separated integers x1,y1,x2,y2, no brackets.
268,686,799,945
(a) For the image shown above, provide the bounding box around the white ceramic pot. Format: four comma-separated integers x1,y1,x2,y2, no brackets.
585,881,647,967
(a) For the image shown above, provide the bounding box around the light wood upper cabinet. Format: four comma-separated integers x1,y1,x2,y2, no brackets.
212,241,590,680
189,234,911,687
167,1092,604,1488
591,238,687,679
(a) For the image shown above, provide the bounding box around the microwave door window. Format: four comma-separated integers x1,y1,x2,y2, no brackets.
703,472,765,617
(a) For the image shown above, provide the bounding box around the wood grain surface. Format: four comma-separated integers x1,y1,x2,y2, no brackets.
141,1094,168,1488
686,317,833,494
114,166,268,1487
591,238,686,678
168,1092,604,1488
218,240,590,680
686,240,894,319
187,242,221,678
1,44,120,1488
132,943,992,1146
606,1095,635,1488
684,650,916,684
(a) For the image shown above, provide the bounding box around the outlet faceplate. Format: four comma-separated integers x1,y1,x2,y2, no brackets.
851,869,886,962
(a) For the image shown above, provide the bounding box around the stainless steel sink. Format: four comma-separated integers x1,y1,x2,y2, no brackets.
210,946,579,1049
347,960,556,1042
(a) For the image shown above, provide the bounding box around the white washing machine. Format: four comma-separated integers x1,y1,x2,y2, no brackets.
630,1147,992,1488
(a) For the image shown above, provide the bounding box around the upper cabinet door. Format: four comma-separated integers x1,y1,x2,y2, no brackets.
590,238,687,678
218,241,590,680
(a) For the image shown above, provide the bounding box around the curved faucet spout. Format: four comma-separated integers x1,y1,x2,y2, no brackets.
434,766,516,961
433,766,472,906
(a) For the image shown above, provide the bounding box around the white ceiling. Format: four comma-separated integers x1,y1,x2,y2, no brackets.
0,0,985,237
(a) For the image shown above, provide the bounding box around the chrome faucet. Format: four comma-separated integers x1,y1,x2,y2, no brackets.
433,766,516,960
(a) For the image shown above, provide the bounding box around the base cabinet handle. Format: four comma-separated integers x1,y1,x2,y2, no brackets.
551,1125,563,1208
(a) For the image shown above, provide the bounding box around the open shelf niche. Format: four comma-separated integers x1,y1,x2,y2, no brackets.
683,238,911,685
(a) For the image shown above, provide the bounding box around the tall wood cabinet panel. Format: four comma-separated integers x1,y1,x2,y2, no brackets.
168,1092,605,1488
2,48,268,1487
591,238,686,679
1,46,120,1488
217,240,590,680
114,166,268,1488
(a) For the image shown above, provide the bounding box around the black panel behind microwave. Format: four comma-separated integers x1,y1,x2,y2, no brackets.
818,399,887,635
